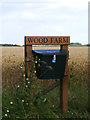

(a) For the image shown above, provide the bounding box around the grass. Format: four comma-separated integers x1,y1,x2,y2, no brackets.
2,60,89,119
1,46,89,119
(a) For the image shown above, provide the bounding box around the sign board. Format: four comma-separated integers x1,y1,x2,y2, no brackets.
25,35,70,114
25,36,70,45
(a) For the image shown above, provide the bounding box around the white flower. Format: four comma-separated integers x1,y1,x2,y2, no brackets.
5,114,7,116
26,78,29,81
39,59,40,61
34,71,36,73
26,85,28,87
35,61,37,63
22,100,24,102
37,114,39,119
23,74,25,77
28,81,30,84
10,102,13,105
20,66,22,69
7,110,9,113
17,85,20,88
52,105,54,108
72,113,74,114
27,58,29,61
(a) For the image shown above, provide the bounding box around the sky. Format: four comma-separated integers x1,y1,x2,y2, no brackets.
0,0,89,45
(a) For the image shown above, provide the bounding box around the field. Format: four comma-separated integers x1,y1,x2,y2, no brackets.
2,46,88,85
2,46,89,119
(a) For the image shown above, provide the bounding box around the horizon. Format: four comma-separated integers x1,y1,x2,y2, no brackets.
0,42,89,46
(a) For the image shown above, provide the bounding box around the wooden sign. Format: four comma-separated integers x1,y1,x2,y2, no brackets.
25,36,70,45
25,35,70,114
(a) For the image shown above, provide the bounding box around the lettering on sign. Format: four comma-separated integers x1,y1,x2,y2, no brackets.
25,36,70,45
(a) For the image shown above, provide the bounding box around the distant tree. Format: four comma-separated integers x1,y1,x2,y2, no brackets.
0,44,20,46
70,42,83,47
87,44,90,46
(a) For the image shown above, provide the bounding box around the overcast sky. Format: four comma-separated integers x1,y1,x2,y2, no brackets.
0,0,89,45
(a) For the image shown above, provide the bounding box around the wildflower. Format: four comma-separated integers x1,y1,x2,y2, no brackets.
52,105,54,108
7,110,9,113
28,81,30,84
72,113,74,114
22,100,24,102
23,74,25,77
17,85,20,88
26,85,28,87
5,114,7,116
20,66,22,69
10,102,13,105
27,58,29,61
34,71,36,73
26,78,29,81
43,98,47,102
39,58,40,61
35,61,37,63
73,96,75,98
37,114,39,119
26,103,28,105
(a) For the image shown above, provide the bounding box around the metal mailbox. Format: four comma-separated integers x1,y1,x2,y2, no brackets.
32,49,68,79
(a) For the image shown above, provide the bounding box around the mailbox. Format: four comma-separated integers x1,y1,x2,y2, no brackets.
32,49,68,79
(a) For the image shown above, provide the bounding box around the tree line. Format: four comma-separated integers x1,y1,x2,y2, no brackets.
0,43,89,47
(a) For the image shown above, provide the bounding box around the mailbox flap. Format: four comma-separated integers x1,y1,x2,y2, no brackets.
32,49,68,56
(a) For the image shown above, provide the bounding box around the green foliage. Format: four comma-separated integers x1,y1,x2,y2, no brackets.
69,42,87,47
2,57,89,119
68,66,88,112
0,44,21,46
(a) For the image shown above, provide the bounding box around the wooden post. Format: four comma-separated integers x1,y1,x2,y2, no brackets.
60,45,69,114
25,37,34,101
25,45,32,79
25,36,33,81
25,36,70,114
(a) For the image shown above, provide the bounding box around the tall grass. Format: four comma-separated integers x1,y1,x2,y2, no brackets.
2,57,89,119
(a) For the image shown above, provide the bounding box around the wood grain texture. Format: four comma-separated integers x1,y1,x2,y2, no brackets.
25,36,69,114
25,45,32,78
61,45,69,75
60,76,68,114
60,45,69,114
25,36,70,45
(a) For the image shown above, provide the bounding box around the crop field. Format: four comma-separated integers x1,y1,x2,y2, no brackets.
2,46,88,85
1,46,89,119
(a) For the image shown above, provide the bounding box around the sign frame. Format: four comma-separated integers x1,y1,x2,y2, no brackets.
25,36,70,114
25,36,70,45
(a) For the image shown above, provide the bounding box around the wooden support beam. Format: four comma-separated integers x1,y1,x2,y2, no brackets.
24,36,70,115
60,77,68,114
35,80,60,98
25,43,34,100
60,45,69,114
25,45,32,78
